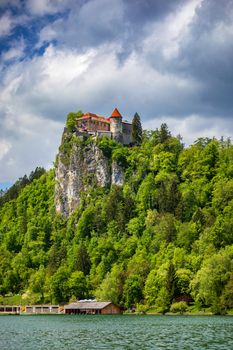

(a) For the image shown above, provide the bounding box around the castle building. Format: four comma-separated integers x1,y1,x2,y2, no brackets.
76,108,132,145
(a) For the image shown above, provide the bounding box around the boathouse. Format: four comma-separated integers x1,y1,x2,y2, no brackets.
0,305,21,314
25,305,60,314
64,301,121,315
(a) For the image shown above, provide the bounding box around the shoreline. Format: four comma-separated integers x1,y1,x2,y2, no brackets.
0,311,233,316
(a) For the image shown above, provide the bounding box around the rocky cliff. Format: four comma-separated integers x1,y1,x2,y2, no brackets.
55,130,124,216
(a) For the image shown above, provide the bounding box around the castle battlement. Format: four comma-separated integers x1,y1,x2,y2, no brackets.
76,108,132,145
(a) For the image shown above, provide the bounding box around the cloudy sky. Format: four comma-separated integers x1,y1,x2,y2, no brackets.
0,0,233,188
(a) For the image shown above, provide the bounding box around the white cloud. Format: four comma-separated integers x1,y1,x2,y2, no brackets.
35,0,125,50
26,0,68,16
144,115,233,146
0,45,98,122
0,110,63,182
0,12,13,37
143,0,203,62
0,140,11,160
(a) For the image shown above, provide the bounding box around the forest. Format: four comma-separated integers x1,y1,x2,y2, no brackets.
0,122,233,314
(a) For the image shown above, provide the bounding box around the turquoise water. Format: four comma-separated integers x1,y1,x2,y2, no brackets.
1,315,233,349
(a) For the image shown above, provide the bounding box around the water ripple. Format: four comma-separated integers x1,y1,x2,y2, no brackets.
0,315,233,350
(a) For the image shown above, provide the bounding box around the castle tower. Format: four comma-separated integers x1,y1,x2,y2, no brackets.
110,108,123,143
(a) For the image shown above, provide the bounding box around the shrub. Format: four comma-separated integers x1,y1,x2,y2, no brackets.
97,137,117,158
170,301,188,314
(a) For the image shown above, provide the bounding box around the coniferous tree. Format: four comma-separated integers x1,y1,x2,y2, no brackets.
159,123,171,143
132,112,142,145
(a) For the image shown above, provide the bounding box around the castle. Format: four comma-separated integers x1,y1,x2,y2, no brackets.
76,108,132,145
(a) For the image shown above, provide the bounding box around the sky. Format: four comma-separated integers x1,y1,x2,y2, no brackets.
0,0,233,189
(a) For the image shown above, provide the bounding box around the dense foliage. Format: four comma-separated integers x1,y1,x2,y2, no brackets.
0,167,46,208
0,125,233,314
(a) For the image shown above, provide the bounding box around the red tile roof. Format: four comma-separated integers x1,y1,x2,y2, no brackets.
82,112,105,119
79,109,126,123
110,108,122,118
81,113,109,123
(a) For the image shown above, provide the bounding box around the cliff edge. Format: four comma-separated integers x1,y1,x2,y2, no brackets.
55,130,124,216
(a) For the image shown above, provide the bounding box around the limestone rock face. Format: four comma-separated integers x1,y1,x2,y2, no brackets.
111,161,124,186
55,131,124,216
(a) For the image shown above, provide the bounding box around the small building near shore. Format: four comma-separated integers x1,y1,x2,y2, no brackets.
25,305,60,314
64,301,121,315
0,305,21,314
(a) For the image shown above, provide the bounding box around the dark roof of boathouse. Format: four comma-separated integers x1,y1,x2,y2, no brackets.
64,301,112,310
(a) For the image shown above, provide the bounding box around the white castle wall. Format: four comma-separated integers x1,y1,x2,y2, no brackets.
110,117,123,143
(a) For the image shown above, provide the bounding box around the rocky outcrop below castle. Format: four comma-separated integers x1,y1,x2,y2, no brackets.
55,130,124,216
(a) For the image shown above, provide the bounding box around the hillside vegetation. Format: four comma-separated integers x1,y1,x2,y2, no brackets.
0,124,233,314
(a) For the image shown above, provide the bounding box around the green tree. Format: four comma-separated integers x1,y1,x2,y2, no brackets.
68,271,88,299
95,264,125,305
132,112,142,145
175,268,193,295
159,123,171,143
220,273,233,310
76,206,95,239
50,266,70,303
144,260,175,311
75,244,91,275
66,111,83,132
190,249,232,313
123,274,144,308
29,266,46,301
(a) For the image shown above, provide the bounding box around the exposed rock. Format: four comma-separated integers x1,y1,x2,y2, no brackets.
55,131,124,216
111,161,124,186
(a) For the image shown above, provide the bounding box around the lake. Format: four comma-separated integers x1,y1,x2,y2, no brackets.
1,314,233,349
